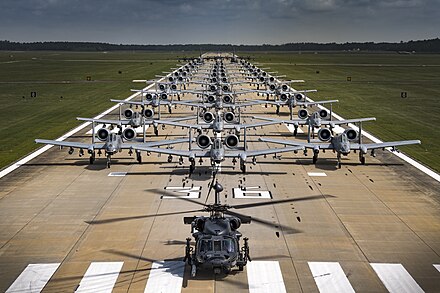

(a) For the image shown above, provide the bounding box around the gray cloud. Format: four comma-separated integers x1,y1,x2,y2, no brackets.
0,0,438,44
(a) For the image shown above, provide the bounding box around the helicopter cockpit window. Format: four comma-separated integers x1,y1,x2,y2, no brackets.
199,239,212,252
223,239,235,253
214,240,222,252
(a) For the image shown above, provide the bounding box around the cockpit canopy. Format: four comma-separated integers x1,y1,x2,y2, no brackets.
198,237,236,254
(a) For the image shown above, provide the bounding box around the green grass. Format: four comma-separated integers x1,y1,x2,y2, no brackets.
0,51,198,169
246,52,440,172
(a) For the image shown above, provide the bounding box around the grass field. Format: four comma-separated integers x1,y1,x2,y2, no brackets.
247,52,440,173
0,51,197,169
0,51,439,173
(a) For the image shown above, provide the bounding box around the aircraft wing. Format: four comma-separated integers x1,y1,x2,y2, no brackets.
152,120,202,130
76,117,128,126
110,99,145,106
173,101,206,108
258,137,333,150
236,100,266,107
322,117,376,126
225,146,304,158
252,115,306,125
224,121,282,129
300,99,339,107
130,145,209,158
35,139,105,150
121,138,191,149
351,140,421,150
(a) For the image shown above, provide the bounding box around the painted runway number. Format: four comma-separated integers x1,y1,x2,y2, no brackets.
233,187,272,199
162,186,202,199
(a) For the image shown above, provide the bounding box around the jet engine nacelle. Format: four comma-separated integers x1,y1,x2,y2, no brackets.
170,84,177,91
122,128,136,141
318,128,332,142
224,134,239,149
203,111,214,123
295,93,304,101
160,93,168,100
279,93,289,102
269,84,276,91
207,95,216,103
97,128,110,141
223,95,232,104
145,93,154,101
197,134,212,149
223,112,235,123
222,85,230,92
269,76,275,82
168,76,175,82
259,76,265,82
281,84,289,92
319,109,329,119
124,108,134,119
158,84,166,91
298,109,309,119
344,129,358,142
209,85,217,92
143,108,154,118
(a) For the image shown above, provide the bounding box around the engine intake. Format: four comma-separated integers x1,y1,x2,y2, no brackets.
224,134,239,149
124,108,134,119
122,128,136,141
97,128,110,141
298,109,309,119
207,95,216,103
281,84,289,91
197,134,212,149
145,93,154,101
203,111,214,123
222,85,230,92
280,93,289,102
344,129,358,141
295,93,304,101
143,108,154,118
319,109,329,119
224,112,235,123
229,218,241,230
160,93,168,100
318,128,332,142
223,95,232,104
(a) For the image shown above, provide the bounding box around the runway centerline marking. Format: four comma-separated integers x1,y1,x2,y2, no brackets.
370,263,424,293
308,262,355,293
108,172,127,177
6,263,60,293
308,172,327,177
75,262,123,293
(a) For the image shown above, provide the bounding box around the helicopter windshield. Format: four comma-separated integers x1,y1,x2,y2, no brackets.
199,237,235,253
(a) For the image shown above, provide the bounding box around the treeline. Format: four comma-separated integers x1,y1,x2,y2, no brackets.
1,38,440,52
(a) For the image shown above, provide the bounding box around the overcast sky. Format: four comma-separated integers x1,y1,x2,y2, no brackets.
0,0,439,44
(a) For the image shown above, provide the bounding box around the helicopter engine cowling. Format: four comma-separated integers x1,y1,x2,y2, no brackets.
124,108,134,119
195,218,205,231
97,128,110,141
223,95,232,104
318,128,332,142
224,134,239,149
223,112,235,123
122,128,136,141
279,93,289,102
229,218,241,230
143,108,154,118
298,109,309,119
319,109,329,119
203,111,214,123
344,129,358,141
196,134,212,149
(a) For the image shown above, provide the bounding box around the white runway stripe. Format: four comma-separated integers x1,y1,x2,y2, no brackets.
247,261,286,293
370,263,424,293
434,264,440,273
308,262,355,293
6,263,60,293
308,172,327,177
144,261,185,293
75,262,123,293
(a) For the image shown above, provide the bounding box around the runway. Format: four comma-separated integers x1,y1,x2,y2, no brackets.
1,55,440,292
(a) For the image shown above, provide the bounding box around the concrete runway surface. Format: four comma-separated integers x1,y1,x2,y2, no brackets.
1,55,440,292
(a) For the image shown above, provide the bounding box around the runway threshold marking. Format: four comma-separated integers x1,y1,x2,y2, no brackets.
308,262,355,293
370,263,424,293
307,172,327,177
247,261,286,293
75,262,123,293
0,66,185,180
232,187,272,199
162,186,201,198
143,261,185,293
6,263,60,293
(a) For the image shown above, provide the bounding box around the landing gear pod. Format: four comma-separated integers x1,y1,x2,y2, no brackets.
318,128,332,142
122,128,136,141
97,128,110,141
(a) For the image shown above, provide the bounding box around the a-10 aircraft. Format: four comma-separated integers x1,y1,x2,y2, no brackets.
35,124,190,168
131,130,303,173
260,120,421,168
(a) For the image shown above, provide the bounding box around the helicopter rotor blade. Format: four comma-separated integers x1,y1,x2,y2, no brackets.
204,167,218,205
224,210,301,234
86,208,204,225
230,194,332,210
